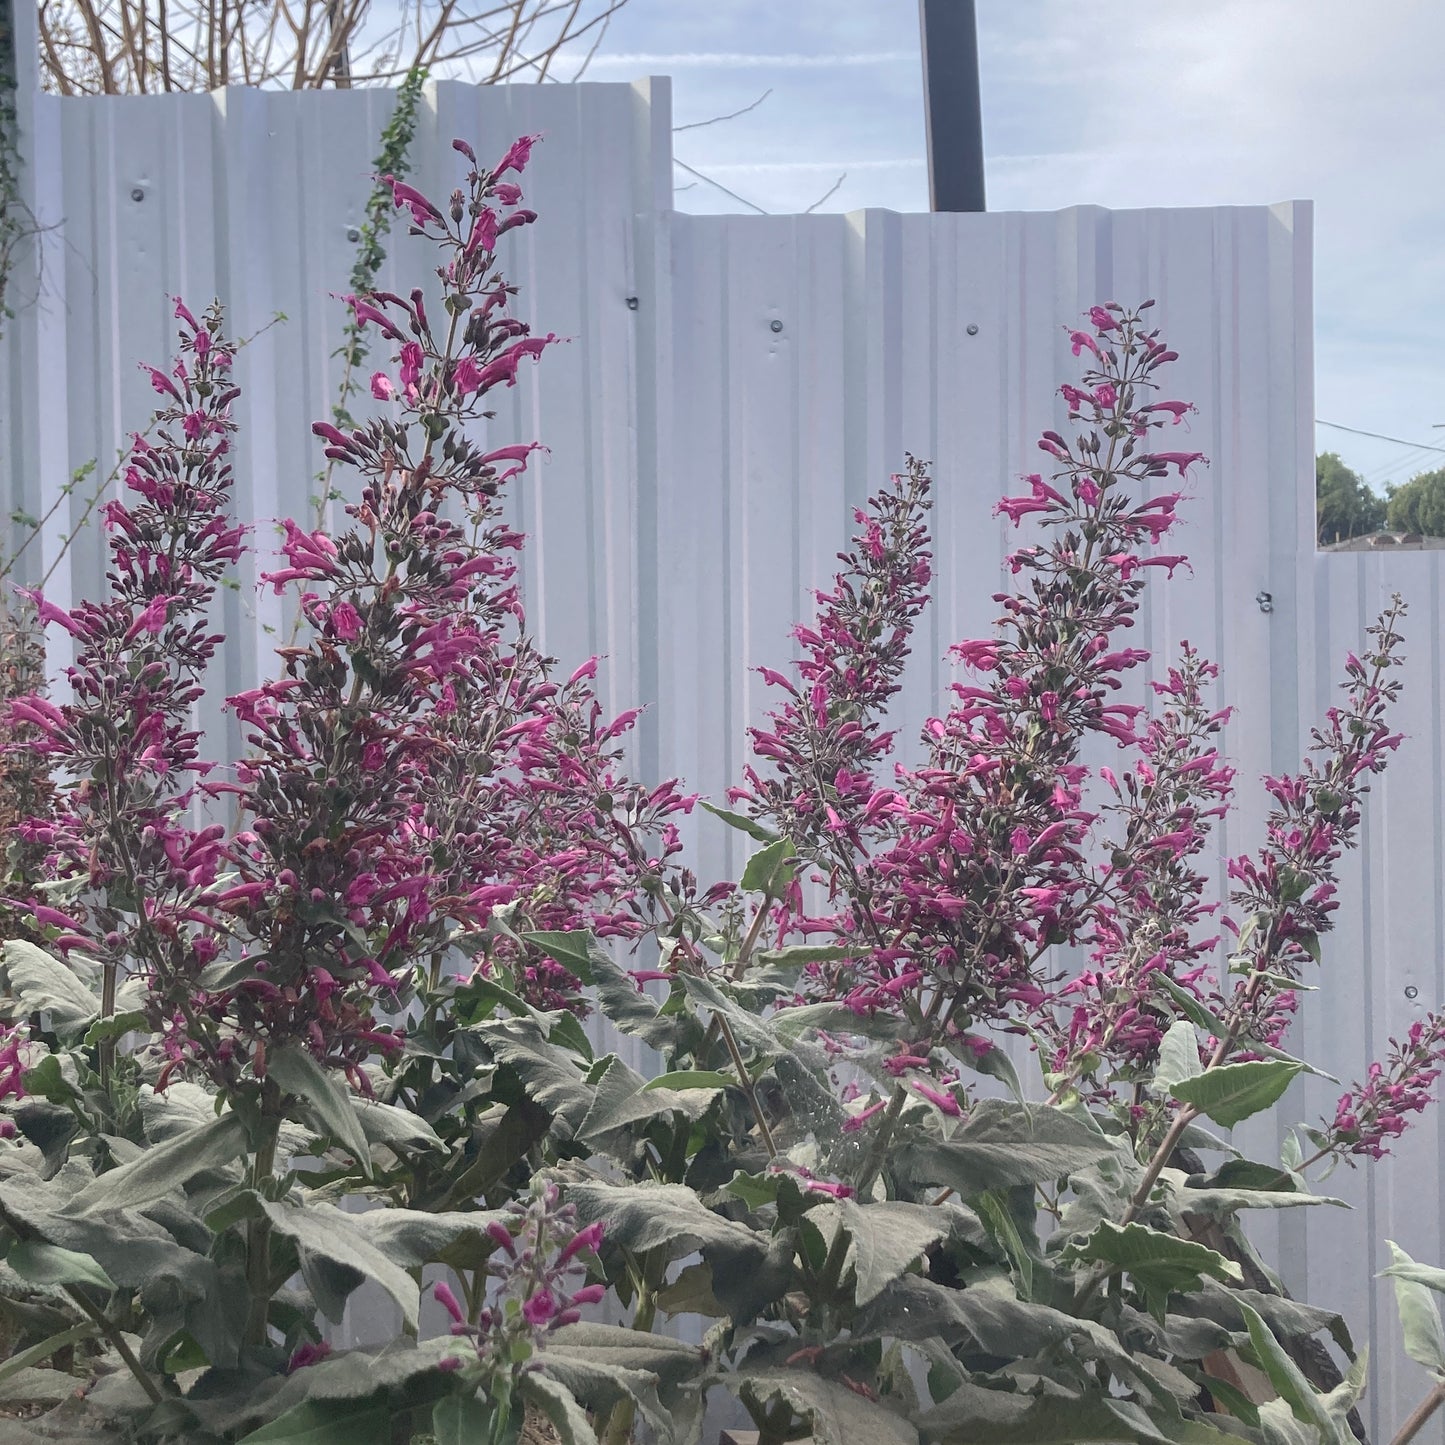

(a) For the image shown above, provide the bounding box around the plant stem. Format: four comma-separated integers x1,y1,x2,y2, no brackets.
1390,1379,1445,1445
855,1083,909,1197
62,1286,163,1404
714,1011,778,1158
245,1117,280,1348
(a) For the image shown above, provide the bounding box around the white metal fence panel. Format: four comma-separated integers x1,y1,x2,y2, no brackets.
3,69,1441,1438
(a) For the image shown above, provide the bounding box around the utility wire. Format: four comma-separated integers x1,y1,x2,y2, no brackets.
1316,419,1445,455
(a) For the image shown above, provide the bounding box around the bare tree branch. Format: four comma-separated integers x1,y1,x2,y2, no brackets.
673,87,772,134
34,0,630,92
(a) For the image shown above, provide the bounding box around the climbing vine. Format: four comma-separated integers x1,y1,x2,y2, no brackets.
312,66,428,525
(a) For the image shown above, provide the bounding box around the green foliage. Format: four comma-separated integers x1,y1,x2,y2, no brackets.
1315,452,1385,544
1385,466,1445,537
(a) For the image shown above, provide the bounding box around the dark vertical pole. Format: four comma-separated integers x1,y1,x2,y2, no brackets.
919,0,986,212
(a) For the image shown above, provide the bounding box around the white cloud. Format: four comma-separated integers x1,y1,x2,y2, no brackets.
568,49,918,69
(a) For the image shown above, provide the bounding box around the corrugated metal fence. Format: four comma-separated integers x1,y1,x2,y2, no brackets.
2,62,1442,1439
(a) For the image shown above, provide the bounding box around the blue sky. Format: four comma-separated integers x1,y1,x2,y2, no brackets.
561,1,1445,495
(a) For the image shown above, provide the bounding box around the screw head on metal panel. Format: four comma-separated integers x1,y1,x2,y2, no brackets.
346,226,361,243
625,296,639,311
1406,985,1420,1000
966,323,979,336
1255,590,1273,614
130,186,145,202
770,319,784,333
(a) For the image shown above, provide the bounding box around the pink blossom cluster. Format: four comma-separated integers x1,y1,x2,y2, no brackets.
1042,645,1234,1094
5,139,690,1098
1327,1013,1445,1160
6,302,245,1080
730,457,933,857
432,1180,605,1366
746,304,1217,1056
1217,605,1406,1055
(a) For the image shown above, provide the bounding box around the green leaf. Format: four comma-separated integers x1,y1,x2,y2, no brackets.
1382,1253,1445,1296
352,1097,443,1155
577,1056,721,1153
522,931,596,983
70,1112,250,1213
270,1045,372,1170
1386,1242,1445,1376
700,800,779,843
83,1010,148,1046
1171,1059,1303,1128
642,1070,734,1092
896,1098,1111,1196
1,940,99,1035
259,1198,425,1327
740,837,797,896
754,944,858,966
519,1373,597,1445
738,1369,918,1445
6,1239,114,1291
1065,1221,1241,1319
0,1321,98,1387
807,1198,954,1305
976,1192,1033,1301
240,1397,392,1444
1154,974,1230,1035
1154,1020,1203,1093
1239,1302,1351,1442
566,1180,762,1263
430,1393,496,1444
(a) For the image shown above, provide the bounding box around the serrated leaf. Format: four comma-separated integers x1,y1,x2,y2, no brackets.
1,940,98,1035
808,1198,952,1305
6,1239,114,1291
740,837,797,896
1065,1221,1240,1319
352,1097,443,1155
521,931,595,983
258,1199,423,1327
739,1369,918,1445
69,1112,249,1214
566,1180,761,1262
1154,1020,1203,1092
700,800,779,842
269,1045,371,1170
239,1398,391,1444
1171,1060,1303,1128
897,1098,1111,1196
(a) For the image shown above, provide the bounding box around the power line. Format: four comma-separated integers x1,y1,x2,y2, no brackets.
1316,419,1445,455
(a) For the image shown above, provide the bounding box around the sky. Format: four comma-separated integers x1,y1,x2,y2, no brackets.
557,0,1445,496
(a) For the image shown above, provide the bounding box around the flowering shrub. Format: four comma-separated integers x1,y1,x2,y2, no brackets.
0,142,1437,1445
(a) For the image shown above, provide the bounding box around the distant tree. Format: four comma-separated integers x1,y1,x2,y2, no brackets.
1385,467,1445,537
1316,452,1386,545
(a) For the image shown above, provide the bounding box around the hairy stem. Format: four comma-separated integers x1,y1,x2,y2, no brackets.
245,1117,280,1347
1390,1379,1445,1445
63,1286,164,1404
